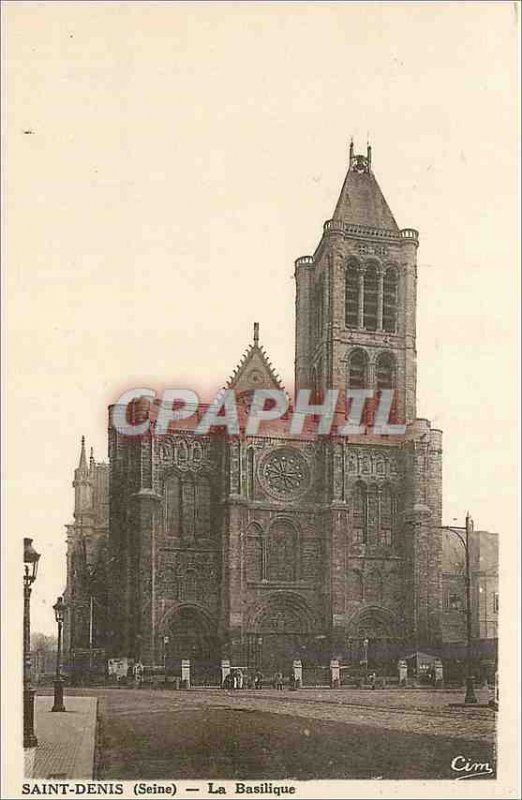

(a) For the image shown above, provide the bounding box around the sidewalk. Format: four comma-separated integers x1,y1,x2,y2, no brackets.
30,695,98,779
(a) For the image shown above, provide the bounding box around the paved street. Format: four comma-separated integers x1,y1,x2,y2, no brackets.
72,687,497,780
32,696,97,779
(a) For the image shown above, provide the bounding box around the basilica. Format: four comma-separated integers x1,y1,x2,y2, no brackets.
63,145,497,682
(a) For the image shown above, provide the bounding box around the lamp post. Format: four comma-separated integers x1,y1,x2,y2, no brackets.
52,596,66,712
442,513,477,704
163,636,169,683
23,537,41,748
85,563,98,678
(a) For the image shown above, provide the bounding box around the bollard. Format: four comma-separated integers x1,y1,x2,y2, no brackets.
434,659,444,688
330,659,340,689
181,659,190,689
221,658,231,688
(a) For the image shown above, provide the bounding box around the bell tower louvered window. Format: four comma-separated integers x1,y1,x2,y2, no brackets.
345,264,359,328
363,264,378,331
383,267,398,333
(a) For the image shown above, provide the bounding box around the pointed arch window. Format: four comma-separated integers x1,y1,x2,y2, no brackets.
181,476,196,541
363,264,378,331
380,485,394,546
345,263,359,328
372,569,384,604
352,482,367,543
311,367,319,404
347,349,368,389
247,448,255,500
165,473,212,541
177,439,189,467
246,526,263,582
267,520,297,582
367,483,379,542
383,267,398,333
183,569,198,602
315,278,324,338
313,358,323,403
165,474,181,536
376,352,396,390
350,569,364,602
195,477,211,540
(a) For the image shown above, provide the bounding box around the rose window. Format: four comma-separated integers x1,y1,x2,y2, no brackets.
259,448,310,500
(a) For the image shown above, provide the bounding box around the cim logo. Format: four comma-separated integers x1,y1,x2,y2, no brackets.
451,755,494,780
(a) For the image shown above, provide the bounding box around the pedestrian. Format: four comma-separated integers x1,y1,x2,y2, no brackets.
133,661,143,688
275,671,284,691
236,668,243,689
254,670,263,689
369,671,376,690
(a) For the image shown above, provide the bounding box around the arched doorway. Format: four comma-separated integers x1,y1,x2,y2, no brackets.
246,594,318,674
162,605,219,683
347,606,404,669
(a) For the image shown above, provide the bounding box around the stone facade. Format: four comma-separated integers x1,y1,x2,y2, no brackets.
63,437,108,674
64,144,496,676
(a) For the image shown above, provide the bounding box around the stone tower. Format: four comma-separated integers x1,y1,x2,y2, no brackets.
295,143,443,652
295,141,419,424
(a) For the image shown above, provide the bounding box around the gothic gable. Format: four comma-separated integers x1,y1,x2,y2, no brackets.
226,324,285,395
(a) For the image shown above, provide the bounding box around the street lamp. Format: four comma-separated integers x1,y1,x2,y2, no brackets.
163,636,169,683
442,513,477,704
23,537,41,748
52,596,67,712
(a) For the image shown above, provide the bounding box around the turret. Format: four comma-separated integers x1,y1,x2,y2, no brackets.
73,436,92,518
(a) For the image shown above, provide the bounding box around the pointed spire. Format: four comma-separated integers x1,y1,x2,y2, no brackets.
78,436,87,470
253,322,259,346
332,140,398,230
89,447,95,469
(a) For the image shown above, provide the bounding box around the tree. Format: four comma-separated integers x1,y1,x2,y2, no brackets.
31,632,57,652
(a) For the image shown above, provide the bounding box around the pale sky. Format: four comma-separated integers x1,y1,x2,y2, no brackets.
3,2,519,635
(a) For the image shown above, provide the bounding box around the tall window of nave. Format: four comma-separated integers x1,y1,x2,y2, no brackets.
164,472,211,541
245,521,299,583
351,481,395,546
